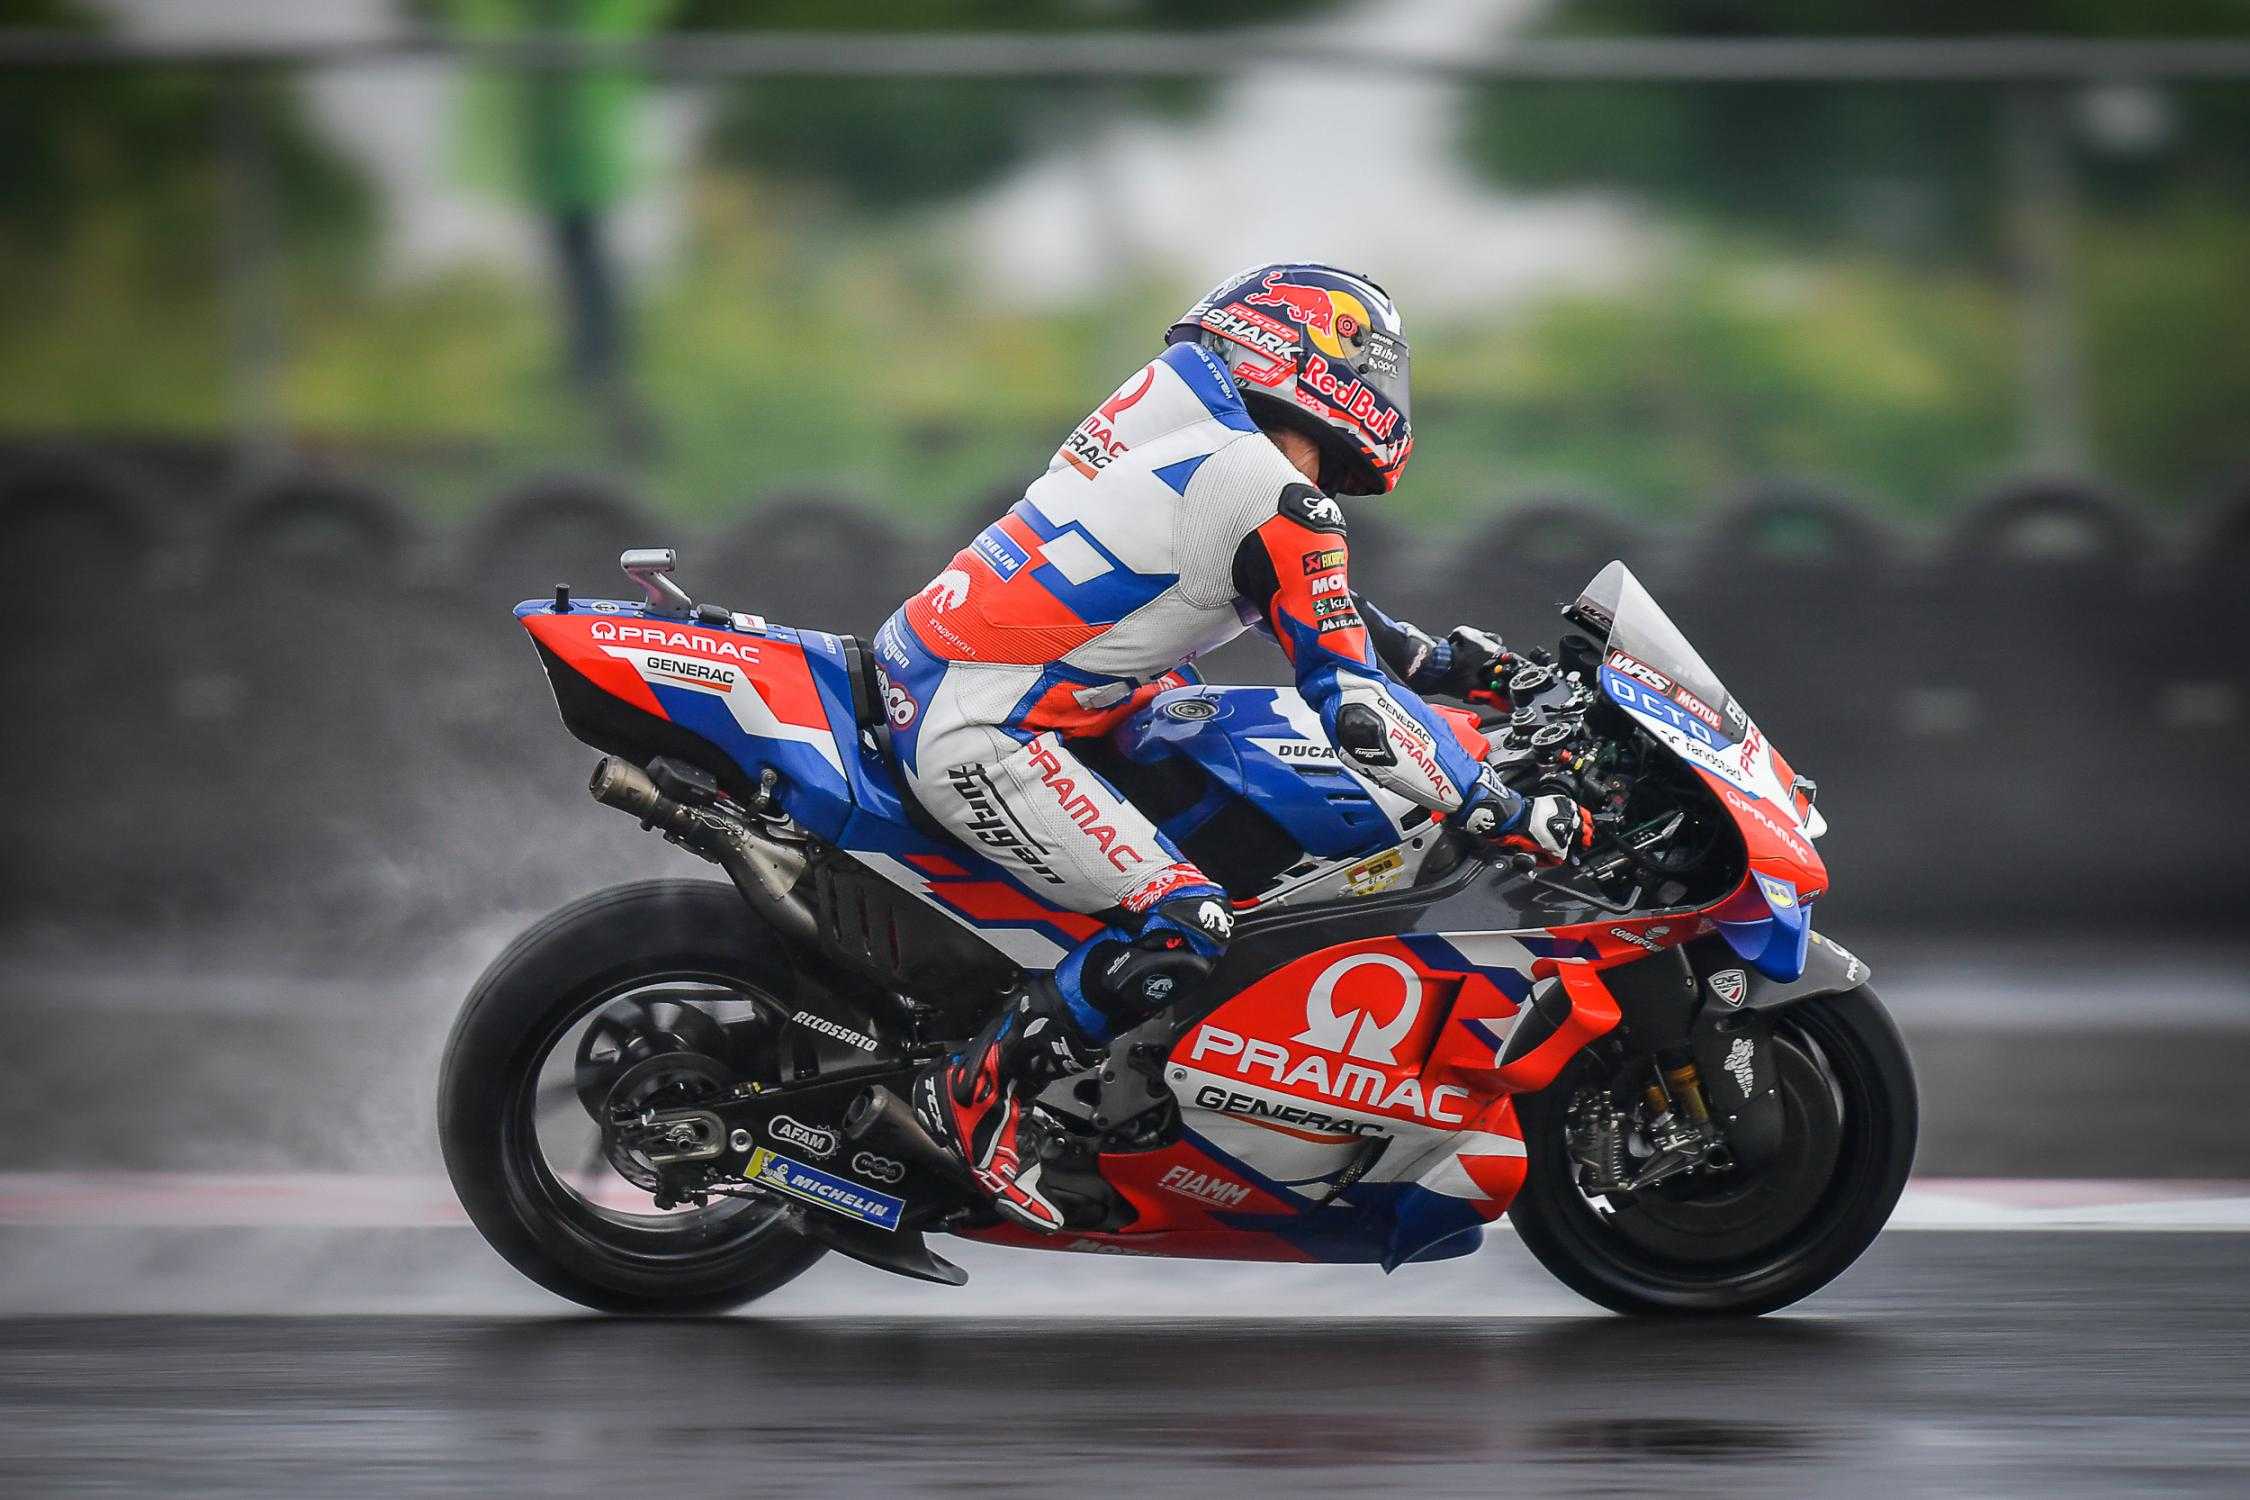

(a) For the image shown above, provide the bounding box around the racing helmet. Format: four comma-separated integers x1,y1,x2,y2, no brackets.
1165,262,1412,496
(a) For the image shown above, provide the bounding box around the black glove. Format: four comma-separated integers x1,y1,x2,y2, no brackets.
1427,625,1506,699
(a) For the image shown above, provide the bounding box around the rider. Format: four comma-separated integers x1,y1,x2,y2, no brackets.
876,262,1591,1231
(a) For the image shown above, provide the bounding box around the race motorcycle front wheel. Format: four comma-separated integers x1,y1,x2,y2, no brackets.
438,879,829,1314
1507,986,1917,1317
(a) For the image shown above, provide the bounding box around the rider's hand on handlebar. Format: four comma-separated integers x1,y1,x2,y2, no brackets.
1434,625,1507,700
1499,793,1595,867
1460,780,1592,868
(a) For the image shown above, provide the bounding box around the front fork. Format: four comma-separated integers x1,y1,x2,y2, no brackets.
1529,948,1775,1198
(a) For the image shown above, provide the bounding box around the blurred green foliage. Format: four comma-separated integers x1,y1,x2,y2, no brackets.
682,1,1336,212
1466,2,2250,260
0,1,371,433
0,0,2245,531
445,0,671,210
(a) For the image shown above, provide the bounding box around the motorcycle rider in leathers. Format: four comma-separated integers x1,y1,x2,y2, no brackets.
880,262,1592,1231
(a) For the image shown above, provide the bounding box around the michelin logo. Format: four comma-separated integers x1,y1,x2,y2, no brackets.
747,1148,905,1233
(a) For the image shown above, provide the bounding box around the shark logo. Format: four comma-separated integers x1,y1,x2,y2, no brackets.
1294,951,1422,1064
922,569,971,612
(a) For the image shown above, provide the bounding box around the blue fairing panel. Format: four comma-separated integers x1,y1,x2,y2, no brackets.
1112,685,1401,859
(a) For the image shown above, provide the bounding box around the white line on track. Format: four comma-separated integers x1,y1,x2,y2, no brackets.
3,1173,2248,1232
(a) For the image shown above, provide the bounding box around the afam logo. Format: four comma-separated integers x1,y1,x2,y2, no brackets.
767,1114,838,1159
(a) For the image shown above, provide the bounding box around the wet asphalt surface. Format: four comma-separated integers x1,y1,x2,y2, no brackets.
3,1230,2248,1496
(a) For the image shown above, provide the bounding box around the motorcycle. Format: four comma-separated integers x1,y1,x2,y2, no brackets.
439,550,1915,1316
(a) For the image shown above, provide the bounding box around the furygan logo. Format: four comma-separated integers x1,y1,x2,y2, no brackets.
947,765,1068,887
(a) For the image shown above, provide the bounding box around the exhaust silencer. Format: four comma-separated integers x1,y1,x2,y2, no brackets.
845,1086,980,1195
587,756,816,943
588,756,668,822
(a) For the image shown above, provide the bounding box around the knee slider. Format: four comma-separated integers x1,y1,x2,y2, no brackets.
1090,891,1231,1020
1090,937,1215,1022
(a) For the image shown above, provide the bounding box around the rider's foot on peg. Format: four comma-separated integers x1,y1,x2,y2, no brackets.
911,985,1103,1234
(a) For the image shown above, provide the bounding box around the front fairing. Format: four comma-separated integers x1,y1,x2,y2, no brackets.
1572,563,1828,979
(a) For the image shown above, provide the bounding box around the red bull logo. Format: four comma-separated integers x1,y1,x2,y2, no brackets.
1246,271,1377,360
1247,271,1338,334
1299,354,1402,441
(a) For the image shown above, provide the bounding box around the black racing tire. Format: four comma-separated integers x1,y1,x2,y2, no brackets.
1508,986,1917,1317
438,879,829,1314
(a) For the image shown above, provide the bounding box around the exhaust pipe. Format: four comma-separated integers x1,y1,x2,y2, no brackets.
845,1086,981,1196
587,755,668,821
589,756,817,943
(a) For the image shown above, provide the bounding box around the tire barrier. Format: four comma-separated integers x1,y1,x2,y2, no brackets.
470,473,663,609
0,451,170,926
706,493,913,637
1946,475,2146,570
1445,495,1637,643
0,449,161,594
1922,478,2195,923
1,459,2243,935
216,471,416,591
1699,480,1890,575
2201,471,2250,575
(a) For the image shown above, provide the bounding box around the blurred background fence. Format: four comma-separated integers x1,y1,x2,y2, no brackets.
5,447,2243,947
3,3,2247,953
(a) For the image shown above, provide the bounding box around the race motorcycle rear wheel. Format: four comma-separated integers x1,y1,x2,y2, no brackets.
438,879,829,1314
1507,986,1916,1316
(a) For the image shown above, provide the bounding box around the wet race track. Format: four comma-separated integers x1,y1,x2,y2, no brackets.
3,943,2247,1494
4,1228,2248,1496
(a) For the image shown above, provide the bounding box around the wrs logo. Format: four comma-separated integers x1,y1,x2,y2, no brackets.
1294,952,1423,1064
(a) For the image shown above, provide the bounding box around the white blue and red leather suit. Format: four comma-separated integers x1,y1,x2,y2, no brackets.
874,342,1524,1039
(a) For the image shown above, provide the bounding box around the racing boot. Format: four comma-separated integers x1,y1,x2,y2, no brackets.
912,978,1105,1233
913,890,1231,1233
